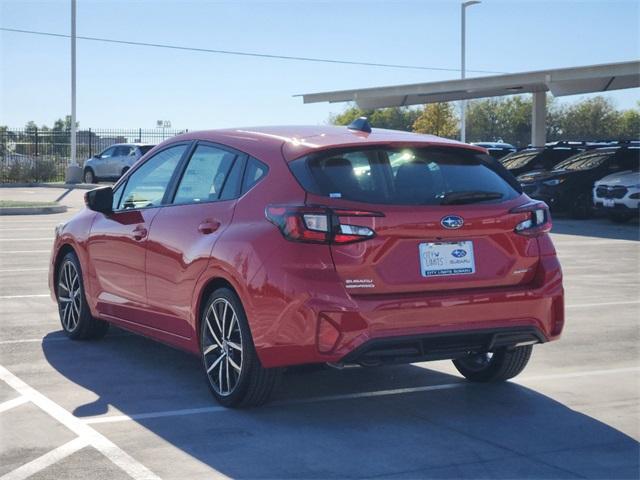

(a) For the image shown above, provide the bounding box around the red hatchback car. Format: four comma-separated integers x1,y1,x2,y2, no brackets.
49,122,564,407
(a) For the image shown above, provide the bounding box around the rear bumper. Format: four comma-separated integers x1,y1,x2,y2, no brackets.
256,254,564,368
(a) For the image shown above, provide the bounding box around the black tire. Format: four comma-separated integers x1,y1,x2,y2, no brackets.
56,251,109,340
453,345,533,382
569,193,592,219
200,288,281,408
83,168,97,184
609,212,633,223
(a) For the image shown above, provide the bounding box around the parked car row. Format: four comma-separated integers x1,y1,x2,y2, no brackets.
83,143,155,184
502,142,639,221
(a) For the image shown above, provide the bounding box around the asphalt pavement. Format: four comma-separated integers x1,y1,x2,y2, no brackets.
0,187,638,479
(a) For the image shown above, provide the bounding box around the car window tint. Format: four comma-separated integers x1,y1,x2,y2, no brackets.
292,147,519,206
173,145,237,204
138,145,154,155
100,147,116,158
112,185,124,211
118,145,186,210
220,155,245,200
241,157,268,193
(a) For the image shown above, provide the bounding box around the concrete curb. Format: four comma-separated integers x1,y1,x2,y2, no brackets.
0,183,97,190
0,204,68,216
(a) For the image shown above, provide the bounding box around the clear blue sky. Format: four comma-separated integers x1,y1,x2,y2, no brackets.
1,0,639,130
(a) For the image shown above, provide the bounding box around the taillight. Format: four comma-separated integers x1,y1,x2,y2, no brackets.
265,205,383,244
511,201,552,236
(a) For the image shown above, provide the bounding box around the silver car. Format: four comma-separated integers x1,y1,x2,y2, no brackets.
83,143,155,184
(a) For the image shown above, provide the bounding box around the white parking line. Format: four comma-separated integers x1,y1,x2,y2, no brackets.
0,268,48,273
81,365,640,425
0,332,131,346
0,250,50,254
0,364,161,480
84,383,466,424
0,337,67,346
0,294,50,299
0,437,89,480
566,300,640,308
0,238,53,242
0,395,28,413
0,227,56,231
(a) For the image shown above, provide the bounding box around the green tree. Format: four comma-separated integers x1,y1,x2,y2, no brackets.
558,96,622,141
466,98,504,143
412,103,459,138
330,105,421,131
618,104,640,140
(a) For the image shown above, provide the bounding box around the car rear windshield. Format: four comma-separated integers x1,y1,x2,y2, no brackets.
553,150,615,171
500,150,540,169
289,147,521,206
138,145,155,155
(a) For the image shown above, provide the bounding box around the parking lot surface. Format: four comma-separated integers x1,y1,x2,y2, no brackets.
1,187,638,479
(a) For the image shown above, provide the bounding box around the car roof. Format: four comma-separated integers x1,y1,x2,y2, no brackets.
169,125,485,162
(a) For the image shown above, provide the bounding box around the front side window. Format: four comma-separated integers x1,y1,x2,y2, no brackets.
173,145,237,205
116,144,187,210
291,147,520,206
99,146,116,159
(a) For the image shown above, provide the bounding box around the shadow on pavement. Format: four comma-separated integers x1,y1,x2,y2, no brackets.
42,331,640,479
551,216,639,241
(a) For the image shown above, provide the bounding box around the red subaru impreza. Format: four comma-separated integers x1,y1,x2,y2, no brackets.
49,121,564,407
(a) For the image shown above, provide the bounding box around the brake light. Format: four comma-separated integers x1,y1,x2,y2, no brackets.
265,205,383,244
511,201,552,236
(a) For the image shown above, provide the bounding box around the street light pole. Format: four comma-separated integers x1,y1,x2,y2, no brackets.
65,0,82,183
460,0,480,143
71,0,76,167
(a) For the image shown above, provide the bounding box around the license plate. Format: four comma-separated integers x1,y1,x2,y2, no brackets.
419,241,475,277
603,199,615,208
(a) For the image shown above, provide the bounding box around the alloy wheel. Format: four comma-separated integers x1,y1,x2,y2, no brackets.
202,298,243,396
58,261,82,332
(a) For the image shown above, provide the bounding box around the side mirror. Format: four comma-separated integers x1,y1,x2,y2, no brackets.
93,154,100,159
85,186,113,214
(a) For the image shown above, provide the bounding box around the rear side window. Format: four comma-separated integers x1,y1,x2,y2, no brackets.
290,147,520,206
241,157,268,194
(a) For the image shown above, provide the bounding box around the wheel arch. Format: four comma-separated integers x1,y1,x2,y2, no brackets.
194,275,243,344
52,243,78,300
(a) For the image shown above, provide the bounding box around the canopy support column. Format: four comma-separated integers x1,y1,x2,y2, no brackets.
532,92,546,147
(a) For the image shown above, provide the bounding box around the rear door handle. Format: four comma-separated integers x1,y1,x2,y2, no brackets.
132,225,148,241
198,220,221,235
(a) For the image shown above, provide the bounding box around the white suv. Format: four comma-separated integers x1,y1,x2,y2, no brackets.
593,170,640,223
83,143,155,184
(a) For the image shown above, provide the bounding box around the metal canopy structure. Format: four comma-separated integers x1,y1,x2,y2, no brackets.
299,61,640,146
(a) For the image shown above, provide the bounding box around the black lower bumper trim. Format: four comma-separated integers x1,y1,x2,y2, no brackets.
341,327,546,366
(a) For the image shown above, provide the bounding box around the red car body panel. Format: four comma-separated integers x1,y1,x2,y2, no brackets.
50,126,564,368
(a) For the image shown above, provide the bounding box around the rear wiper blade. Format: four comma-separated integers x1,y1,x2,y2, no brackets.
440,191,503,205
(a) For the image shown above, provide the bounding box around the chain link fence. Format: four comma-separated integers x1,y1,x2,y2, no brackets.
0,128,187,183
